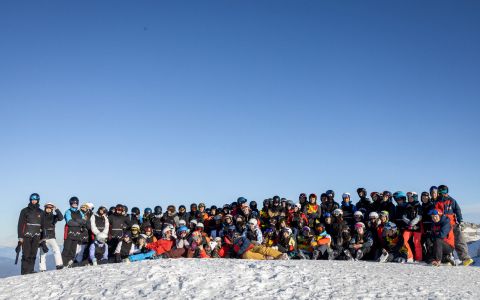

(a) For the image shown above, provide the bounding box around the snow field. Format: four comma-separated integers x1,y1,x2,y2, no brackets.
0,258,479,300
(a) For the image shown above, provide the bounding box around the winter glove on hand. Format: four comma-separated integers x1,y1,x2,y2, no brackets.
40,241,49,253
459,222,466,231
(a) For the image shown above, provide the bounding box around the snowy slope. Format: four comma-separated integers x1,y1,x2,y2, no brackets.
0,259,479,300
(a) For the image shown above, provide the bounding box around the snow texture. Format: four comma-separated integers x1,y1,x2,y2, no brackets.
0,258,479,300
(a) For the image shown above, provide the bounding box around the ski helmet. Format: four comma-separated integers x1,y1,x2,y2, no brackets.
248,219,257,226
357,188,367,195
429,186,438,193
132,207,140,215
332,208,343,216
354,222,365,230
237,197,247,205
144,207,152,214
154,206,162,215
325,190,335,198
369,212,379,219
249,201,257,210
342,193,351,199
123,205,128,213
353,211,363,217
29,193,40,202
384,222,397,231
69,197,79,206
438,185,449,195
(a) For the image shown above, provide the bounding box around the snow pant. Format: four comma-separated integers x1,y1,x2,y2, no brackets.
129,250,156,262
62,239,86,266
350,246,371,260
39,238,63,271
433,239,454,262
108,238,122,258
242,246,283,260
453,224,471,261
312,245,333,260
403,230,422,261
21,236,40,275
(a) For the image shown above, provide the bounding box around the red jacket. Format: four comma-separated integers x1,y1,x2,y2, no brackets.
146,238,174,255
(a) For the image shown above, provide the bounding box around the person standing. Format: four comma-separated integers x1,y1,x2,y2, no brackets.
433,185,473,266
39,202,64,271
17,193,45,275
62,196,88,267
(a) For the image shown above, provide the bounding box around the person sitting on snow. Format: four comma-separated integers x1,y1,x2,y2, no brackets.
310,223,333,260
378,222,408,263
232,232,288,260
348,222,373,261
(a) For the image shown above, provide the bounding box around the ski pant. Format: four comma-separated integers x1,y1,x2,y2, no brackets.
39,238,63,271
62,239,86,266
313,245,333,260
403,230,422,261
242,246,283,260
433,239,453,262
453,224,471,261
21,236,40,275
350,246,371,260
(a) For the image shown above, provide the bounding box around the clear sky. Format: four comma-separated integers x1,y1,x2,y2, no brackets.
1,1,479,246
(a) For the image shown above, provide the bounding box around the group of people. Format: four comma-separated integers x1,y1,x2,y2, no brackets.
17,184,474,275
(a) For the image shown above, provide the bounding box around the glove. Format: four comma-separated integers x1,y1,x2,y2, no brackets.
459,222,466,231
40,241,49,253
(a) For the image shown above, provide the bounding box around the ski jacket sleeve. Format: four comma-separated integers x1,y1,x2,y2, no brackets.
436,217,452,239
55,209,64,223
64,209,72,223
114,241,123,254
362,233,374,249
17,208,27,239
90,216,100,236
451,198,463,223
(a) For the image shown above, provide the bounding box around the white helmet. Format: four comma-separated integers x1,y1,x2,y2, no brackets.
354,211,363,217
369,212,379,219
332,208,343,216
248,219,257,226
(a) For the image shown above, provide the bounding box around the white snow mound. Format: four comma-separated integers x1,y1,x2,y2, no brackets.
0,259,479,300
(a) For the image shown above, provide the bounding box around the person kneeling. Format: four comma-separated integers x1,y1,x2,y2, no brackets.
89,235,109,266
429,210,455,267
310,223,333,260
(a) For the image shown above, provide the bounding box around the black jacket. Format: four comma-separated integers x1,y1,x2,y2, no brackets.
108,213,131,239
18,203,45,239
43,209,64,239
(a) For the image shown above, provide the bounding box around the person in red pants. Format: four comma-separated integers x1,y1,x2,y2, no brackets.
401,199,423,262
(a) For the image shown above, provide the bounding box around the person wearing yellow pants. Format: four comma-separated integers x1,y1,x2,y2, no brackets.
233,234,287,260
242,245,285,260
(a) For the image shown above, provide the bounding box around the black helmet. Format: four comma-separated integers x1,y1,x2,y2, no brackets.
237,197,247,205
69,196,79,206
179,205,186,211
357,188,367,195
223,204,231,210
144,207,152,214
210,205,217,211
154,206,162,215
249,201,257,210
190,203,197,210
438,185,449,195
131,207,140,215
325,190,335,198
29,193,40,202
230,202,238,209
123,205,128,213
273,196,280,204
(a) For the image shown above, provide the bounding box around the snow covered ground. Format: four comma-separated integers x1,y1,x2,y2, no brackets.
0,258,479,300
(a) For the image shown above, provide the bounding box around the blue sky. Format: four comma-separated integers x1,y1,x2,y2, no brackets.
1,1,479,245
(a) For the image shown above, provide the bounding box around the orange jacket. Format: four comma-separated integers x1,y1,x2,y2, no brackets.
146,238,174,255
